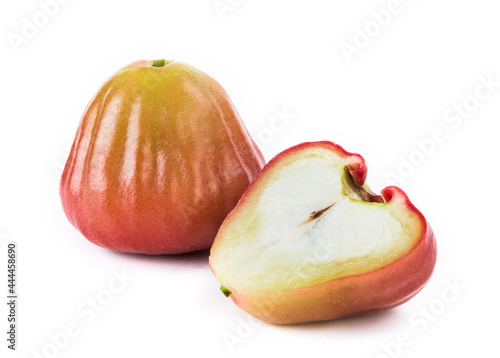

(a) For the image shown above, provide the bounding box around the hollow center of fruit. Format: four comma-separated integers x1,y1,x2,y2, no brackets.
212,151,422,293
300,203,335,225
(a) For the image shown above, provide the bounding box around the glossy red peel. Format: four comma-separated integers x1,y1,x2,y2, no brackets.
60,60,264,254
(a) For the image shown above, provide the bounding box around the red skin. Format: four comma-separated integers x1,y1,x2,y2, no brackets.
60,60,264,254
210,141,437,324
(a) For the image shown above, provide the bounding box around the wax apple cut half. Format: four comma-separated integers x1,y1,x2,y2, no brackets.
209,141,436,324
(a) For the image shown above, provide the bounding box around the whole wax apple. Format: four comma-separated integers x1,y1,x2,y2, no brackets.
209,141,437,324
60,59,264,254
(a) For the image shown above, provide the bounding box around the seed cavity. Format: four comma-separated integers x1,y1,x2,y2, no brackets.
300,203,335,226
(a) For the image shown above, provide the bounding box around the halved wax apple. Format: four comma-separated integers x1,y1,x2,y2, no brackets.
209,141,437,324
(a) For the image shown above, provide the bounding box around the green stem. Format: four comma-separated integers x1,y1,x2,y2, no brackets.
152,59,165,67
220,285,232,297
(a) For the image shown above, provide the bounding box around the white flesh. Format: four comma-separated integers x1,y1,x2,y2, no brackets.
212,149,422,292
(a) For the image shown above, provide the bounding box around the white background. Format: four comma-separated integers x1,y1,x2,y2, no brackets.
1,0,499,357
